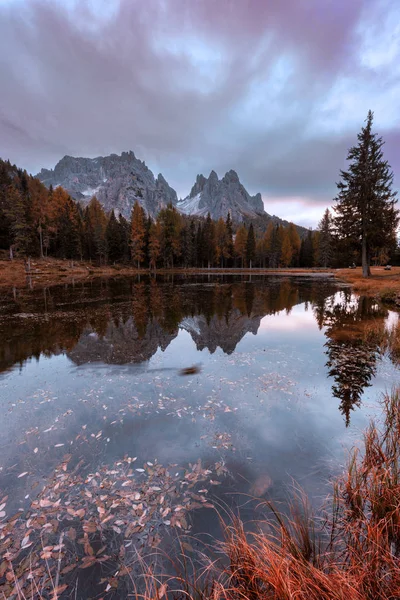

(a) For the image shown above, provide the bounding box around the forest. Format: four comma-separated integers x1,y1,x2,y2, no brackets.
0,113,398,272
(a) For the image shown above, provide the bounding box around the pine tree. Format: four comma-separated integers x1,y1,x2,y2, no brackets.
5,184,32,256
106,210,123,263
225,212,234,266
234,225,247,268
130,201,146,268
149,221,162,270
262,222,274,267
280,230,293,267
333,110,399,277
246,223,256,268
203,213,216,268
85,197,108,264
317,208,333,267
215,217,229,267
158,203,182,268
268,225,282,268
189,220,197,267
57,196,81,259
196,223,204,267
299,230,314,267
287,223,301,266
119,214,131,263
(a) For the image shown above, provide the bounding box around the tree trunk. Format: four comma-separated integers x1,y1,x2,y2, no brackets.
38,223,44,259
361,234,371,277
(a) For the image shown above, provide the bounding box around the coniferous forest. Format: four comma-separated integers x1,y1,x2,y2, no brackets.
0,112,398,272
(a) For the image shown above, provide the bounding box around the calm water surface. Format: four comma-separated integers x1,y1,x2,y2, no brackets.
0,274,399,592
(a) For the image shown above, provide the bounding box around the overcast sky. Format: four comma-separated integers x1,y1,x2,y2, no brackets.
1,0,399,227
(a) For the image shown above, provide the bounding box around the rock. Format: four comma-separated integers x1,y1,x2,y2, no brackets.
177,169,265,221
36,151,178,219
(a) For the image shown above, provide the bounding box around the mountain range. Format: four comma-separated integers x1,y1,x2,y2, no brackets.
37,150,291,226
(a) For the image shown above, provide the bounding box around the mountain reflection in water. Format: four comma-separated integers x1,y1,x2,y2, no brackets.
0,275,398,424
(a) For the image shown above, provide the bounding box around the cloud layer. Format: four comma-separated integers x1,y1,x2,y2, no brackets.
1,0,399,226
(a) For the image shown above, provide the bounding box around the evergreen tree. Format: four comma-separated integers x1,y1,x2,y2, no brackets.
299,230,314,267
215,217,229,267
85,197,108,263
106,210,123,263
149,221,162,270
130,201,146,268
203,213,216,268
268,225,282,268
280,230,293,267
57,196,81,259
333,110,399,277
287,223,301,266
225,213,234,266
158,203,182,268
317,208,333,267
196,222,204,267
189,220,197,266
246,223,256,268
234,225,247,268
119,214,131,262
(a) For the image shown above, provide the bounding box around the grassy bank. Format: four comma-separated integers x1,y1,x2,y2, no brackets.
337,266,400,302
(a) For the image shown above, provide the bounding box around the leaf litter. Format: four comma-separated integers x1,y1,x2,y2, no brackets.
0,452,227,598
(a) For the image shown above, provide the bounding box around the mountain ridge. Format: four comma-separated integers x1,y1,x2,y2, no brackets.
36,151,306,233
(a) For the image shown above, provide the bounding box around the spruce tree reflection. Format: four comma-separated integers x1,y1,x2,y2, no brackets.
322,292,387,425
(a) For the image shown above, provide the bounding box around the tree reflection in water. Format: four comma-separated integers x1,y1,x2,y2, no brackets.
318,291,388,425
0,276,396,425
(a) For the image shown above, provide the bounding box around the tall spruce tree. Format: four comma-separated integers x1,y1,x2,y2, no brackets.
333,110,398,277
106,210,123,263
130,201,146,268
225,212,234,267
317,208,333,268
246,223,256,268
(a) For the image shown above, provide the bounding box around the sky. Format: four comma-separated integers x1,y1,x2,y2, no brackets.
1,0,399,227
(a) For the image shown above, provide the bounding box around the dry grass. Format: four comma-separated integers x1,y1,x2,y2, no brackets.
148,388,400,600
337,267,400,299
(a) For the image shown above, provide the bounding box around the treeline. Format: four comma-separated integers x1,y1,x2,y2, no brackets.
0,157,321,268
1,112,399,272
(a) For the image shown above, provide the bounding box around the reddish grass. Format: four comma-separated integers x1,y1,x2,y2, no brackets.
144,388,400,599
337,267,400,298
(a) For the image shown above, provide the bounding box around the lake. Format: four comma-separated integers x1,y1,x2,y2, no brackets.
0,274,399,596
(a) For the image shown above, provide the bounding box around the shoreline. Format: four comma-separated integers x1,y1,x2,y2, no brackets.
0,258,399,301
0,258,335,290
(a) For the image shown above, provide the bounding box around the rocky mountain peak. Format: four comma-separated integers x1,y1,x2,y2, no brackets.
36,151,178,218
37,150,269,224
178,168,265,222
222,169,240,184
